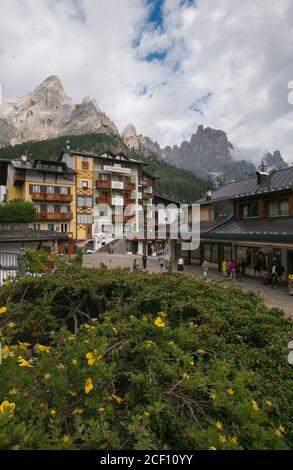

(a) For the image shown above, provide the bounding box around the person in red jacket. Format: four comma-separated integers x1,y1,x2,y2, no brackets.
229,260,237,279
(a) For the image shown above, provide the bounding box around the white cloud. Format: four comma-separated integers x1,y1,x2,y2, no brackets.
0,0,293,161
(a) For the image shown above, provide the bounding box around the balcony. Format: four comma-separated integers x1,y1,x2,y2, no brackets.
124,182,136,191
31,192,73,202
140,178,153,187
124,198,136,206
96,196,112,205
112,214,135,223
14,172,25,186
36,212,73,221
96,180,111,189
142,192,154,200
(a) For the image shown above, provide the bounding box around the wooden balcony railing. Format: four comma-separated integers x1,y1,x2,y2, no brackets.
142,192,154,199
112,214,134,223
124,182,136,191
96,180,111,189
96,197,112,205
36,212,73,221
31,193,73,202
124,198,136,206
14,172,25,186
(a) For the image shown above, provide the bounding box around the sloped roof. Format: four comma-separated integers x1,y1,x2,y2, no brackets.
206,216,293,242
196,166,293,204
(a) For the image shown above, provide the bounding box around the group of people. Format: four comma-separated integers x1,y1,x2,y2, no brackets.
222,258,247,279
132,255,185,273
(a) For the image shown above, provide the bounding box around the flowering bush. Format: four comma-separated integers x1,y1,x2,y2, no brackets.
0,266,292,450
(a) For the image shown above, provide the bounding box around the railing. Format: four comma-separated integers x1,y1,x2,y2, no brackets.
96,180,111,189
31,192,73,202
124,182,136,191
124,198,136,205
14,172,25,186
96,197,112,205
0,252,19,285
36,212,73,221
142,192,154,199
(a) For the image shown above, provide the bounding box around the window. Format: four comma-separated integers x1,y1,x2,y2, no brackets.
47,186,54,194
82,156,89,170
61,205,69,213
77,197,93,207
242,203,258,218
82,181,88,189
77,214,92,224
34,204,41,213
47,223,55,232
61,223,68,233
100,174,109,181
60,187,69,195
47,205,54,213
31,185,40,193
267,200,289,217
33,224,41,231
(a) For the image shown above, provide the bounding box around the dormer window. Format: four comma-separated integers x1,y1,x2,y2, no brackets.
242,203,258,218
267,200,288,217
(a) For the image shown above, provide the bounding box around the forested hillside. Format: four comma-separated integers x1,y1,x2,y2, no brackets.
0,134,212,202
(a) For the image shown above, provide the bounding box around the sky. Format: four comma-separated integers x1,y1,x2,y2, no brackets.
1,0,293,162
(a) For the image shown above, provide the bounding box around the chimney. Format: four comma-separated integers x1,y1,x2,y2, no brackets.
256,161,269,185
206,190,212,201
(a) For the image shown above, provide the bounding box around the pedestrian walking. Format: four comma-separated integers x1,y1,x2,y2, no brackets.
222,259,228,277
229,260,237,279
158,255,165,272
177,257,184,272
142,254,148,270
202,259,209,278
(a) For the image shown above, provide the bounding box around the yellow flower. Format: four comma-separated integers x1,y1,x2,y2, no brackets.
50,409,56,417
98,407,105,413
57,363,65,370
231,436,237,445
227,388,234,396
69,390,77,397
142,315,148,322
265,400,272,407
0,400,15,417
209,447,217,451
275,429,282,437
112,327,118,335
0,307,8,315
189,359,195,366
215,420,222,430
109,394,123,404
275,425,285,436
159,311,168,317
86,350,102,366
197,348,205,354
8,322,15,329
17,357,34,368
144,340,155,349
219,435,226,444
62,435,70,443
72,359,78,366
182,373,190,380
209,391,217,400
36,345,50,353
144,411,150,417
2,346,14,358
85,378,94,394
44,373,51,380
154,317,166,328
84,340,90,345
9,388,18,396
251,400,259,411
72,407,84,415
18,341,31,350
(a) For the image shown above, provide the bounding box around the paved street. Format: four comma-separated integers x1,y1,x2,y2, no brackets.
84,253,293,320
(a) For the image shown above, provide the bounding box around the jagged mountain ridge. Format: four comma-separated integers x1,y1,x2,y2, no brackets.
0,76,119,146
0,75,288,183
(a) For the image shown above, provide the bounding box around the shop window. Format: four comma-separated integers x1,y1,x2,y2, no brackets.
47,223,55,232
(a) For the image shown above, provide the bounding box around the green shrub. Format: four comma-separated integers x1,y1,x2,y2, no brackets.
0,266,292,450
0,200,36,223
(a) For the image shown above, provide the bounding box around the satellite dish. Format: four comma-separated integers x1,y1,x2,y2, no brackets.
288,351,293,365
288,340,293,350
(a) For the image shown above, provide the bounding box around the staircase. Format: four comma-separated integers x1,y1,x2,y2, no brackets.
96,239,126,254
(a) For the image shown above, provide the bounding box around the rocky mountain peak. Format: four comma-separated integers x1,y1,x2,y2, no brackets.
263,150,288,171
